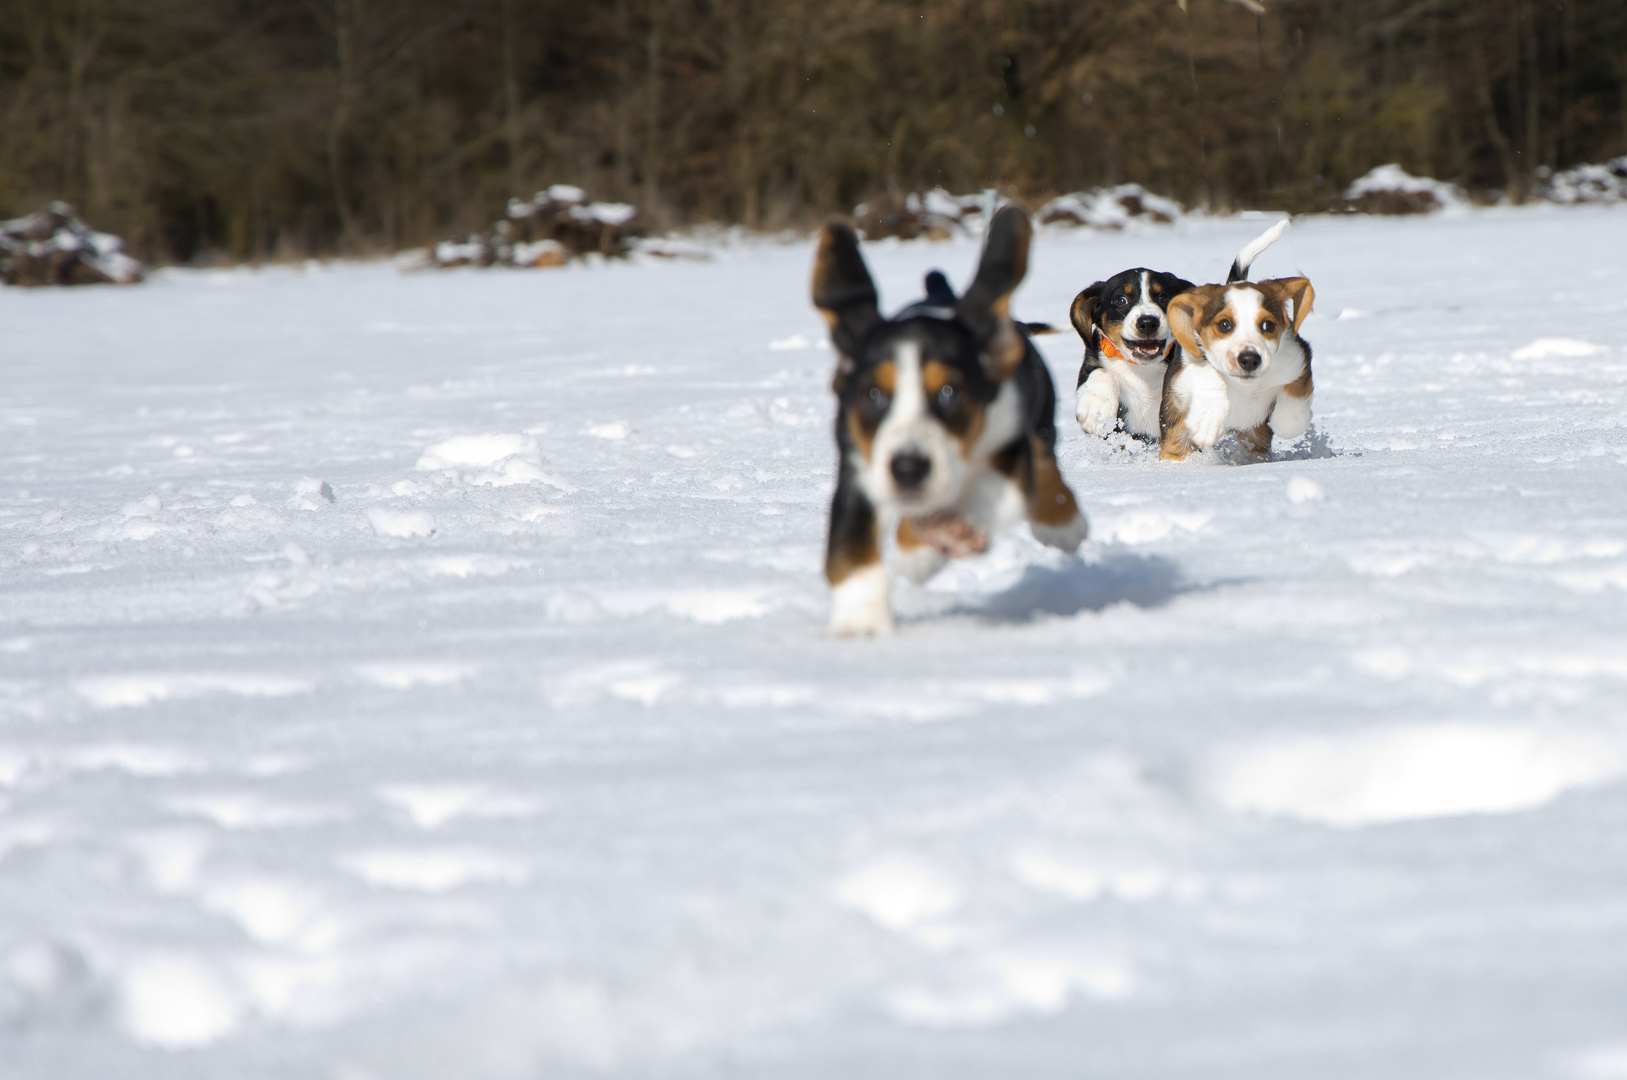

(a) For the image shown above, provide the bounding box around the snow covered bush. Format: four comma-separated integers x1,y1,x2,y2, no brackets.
430,184,646,269
1038,184,1183,229
1338,164,1468,214
1538,157,1627,204
854,188,987,240
0,202,145,286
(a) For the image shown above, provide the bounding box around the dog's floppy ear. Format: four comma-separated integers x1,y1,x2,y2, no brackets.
1260,277,1314,335
957,205,1031,381
812,220,882,373
1167,285,1220,359
1068,283,1104,343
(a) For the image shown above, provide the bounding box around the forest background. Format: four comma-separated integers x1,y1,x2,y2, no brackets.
1,0,1624,264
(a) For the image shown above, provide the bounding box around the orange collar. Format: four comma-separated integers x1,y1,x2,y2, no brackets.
1094,329,1173,365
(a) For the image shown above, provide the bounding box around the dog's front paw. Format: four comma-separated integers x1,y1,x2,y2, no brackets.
895,544,948,586
1031,512,1089,554
1075,382,1119,437
1269,394,1312,442
827,564,894,637
1185,375,1231,450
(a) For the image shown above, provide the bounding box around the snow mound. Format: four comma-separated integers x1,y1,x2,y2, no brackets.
1209,725,1623,826
1511,337,1604,361
837,862,958,931
1340,165,1468,215
1038,184,1184,229
429,185,646,268
0,201,145,286
1540,157,1627,204
855,188,987,241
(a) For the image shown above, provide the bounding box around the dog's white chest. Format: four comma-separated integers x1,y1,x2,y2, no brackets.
1222,342,1306,429
1111,358,1166,437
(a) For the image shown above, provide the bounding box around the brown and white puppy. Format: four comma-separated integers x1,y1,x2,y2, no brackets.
813,205,1089,636
1160,275,1315,461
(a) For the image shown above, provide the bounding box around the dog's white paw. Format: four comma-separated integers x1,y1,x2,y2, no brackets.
1269,394,1312,442
1032,513,1089,554
1185,373,1231,450
1075,382,1119,437
827,564,894,637
895,544,948,586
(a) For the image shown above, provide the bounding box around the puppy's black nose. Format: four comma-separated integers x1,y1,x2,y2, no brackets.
1134,314,1161,336
890,452,932,490
1237,348,1262,373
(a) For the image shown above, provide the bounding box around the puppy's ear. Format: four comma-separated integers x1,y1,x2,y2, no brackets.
1167,286,1219,359
812,220,881,366
1260,277,1314,335
1068,283,1104,343
957,205,1031,380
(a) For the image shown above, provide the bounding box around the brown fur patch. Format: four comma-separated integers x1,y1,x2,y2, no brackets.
1158,358,1196,462
845,360,895,461
1238,423,1273,457
1283,365,1314,399
1166,285,1222,360
922,359,984,450
895,516,928,551
1259,277,1315,335
1026,434,1081,526
826,524,880,585
983,304,1025,382
1068,291,1098,341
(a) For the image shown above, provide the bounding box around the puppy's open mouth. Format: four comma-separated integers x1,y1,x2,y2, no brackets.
1124,338,1167,361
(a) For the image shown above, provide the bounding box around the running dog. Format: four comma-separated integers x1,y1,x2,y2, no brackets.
813,205,1088,636
1160,224,1314,461
1070,221,1289,442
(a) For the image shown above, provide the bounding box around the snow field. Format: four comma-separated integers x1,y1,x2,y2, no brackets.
2,206,1627,1078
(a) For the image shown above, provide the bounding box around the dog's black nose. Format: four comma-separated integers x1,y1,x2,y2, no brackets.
890,452,932,490
1134,314,1161,336
1237,348,1262,373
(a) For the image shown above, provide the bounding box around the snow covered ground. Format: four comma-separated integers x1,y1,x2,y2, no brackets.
4,205,1627,1080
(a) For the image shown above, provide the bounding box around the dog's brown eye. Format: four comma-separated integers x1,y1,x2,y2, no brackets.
936,384,960,411
1260,319,1276,333
863,385,891,417
1218,318,1235,334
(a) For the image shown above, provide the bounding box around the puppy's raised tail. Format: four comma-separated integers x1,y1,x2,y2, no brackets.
1227,218,1289,284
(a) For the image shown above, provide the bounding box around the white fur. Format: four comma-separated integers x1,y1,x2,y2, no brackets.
1032,513,1089,553
1121,272,1169,353
894,541,947,586
1074,369,1120,437
1234,219,1289,279
828,563,893,636
856,340,964,516
1172,363,1232,450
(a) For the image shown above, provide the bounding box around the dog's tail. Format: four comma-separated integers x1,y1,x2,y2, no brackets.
1018,321,1060,336
1227,218,1289,284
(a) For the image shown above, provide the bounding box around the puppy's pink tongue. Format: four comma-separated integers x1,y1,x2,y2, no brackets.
911,511,989,559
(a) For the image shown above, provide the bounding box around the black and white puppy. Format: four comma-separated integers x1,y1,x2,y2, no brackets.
814,206,1089,636
1070,268,1196,439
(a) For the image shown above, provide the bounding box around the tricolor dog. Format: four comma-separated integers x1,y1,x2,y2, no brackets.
1160,223,1314,461
1070,267,1196,439
813,206,1089,636
1068,221,1289,442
